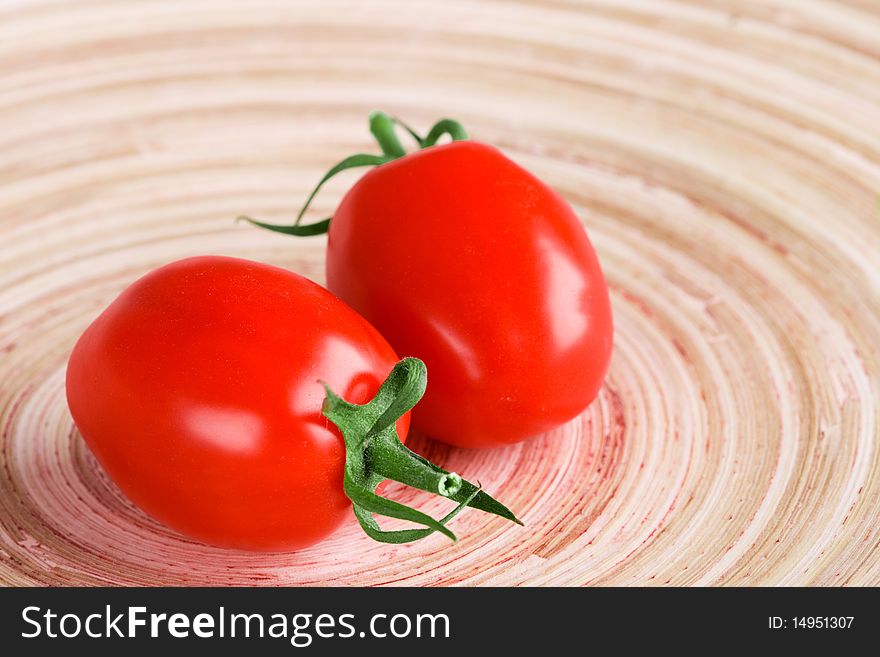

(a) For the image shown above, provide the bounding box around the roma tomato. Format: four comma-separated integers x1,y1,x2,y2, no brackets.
248,113,613,448
66,256,407,551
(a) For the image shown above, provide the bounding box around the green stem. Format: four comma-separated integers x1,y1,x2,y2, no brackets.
241,112,471,237
369,111,406,158
322,357,522,544
366,438,462,498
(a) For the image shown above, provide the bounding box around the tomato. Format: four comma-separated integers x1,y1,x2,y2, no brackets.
66,256,407,551
324,140,613,448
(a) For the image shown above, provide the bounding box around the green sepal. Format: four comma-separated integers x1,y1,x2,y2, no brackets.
322,357,522,544
237,153,391,237
242,112,470,235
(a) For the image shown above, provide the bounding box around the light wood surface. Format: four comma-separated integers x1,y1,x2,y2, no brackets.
1,0,879,586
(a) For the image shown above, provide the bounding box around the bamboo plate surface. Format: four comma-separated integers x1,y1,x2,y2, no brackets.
1,0,879,586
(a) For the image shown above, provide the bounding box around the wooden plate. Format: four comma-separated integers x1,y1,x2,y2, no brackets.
1,0,878,586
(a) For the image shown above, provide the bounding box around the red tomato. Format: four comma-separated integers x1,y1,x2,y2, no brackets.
66,256,406,551
326,141,613,448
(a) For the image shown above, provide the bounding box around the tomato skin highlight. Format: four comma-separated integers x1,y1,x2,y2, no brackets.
326,141,613,448
66,256,407,551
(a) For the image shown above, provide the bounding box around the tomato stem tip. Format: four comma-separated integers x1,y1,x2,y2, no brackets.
438,472,462,497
